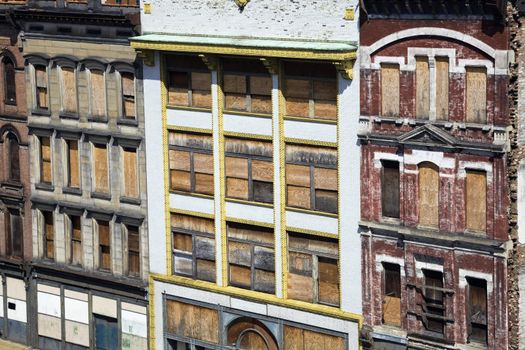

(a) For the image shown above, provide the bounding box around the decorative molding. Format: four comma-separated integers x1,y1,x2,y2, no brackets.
334,59,354,80
260,58,279,75
234,0,250,10
137,50,155,66
199,54,218,71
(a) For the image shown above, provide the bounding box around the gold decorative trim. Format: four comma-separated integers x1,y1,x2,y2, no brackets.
169,190,215,200
284,115,338,125
218,65,228,288
225,216,275,229
285,206,339,219
169,208,215,220
166,125,213,134
234,0,250,9
260,58,279,75
148,276,156,350
130,42,357,61
223,130,273,141
334,59,354,80
166,105,212,113
225,197,274,208
161,55,172,276
278,63,288,300
286,226,339,239
138,50,155,66
223,110,273,119
284,137,338,148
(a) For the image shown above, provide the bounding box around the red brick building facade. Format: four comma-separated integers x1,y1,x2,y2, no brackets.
359,2,512,349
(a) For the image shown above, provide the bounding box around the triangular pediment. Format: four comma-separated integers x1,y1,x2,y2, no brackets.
397,124,457,147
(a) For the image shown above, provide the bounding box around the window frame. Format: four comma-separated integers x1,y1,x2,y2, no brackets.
381,160,400,219
5,208,23,258
87,66,108,121
33,63,49,113
42,210,54,261
64,138,81,190
67,214,82,266
5,132,20,182
382,262,401,326
421,269,446,336
166,55,212,109
96,219,111,272
3,56,16,106
38,135,53,186
466,277,488,345
91,141,110,196
125,224,141,277
121,145,139,199
118,70,137,122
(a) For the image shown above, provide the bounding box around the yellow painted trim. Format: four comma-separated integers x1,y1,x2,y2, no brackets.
278,63,288,300
223,110,273,119
284,137,338,148
148,275,156,350
285,206,339,219
225,216,275,229
336,73,343,310
166,125,213,134
218,64,228,288
169,190,215,200
284,115,338,125
225,197,274,209
223,131,273,141
169,208,215,220
151,273,363,324
166,105,212,113
286,226,339,239
130,41,357,61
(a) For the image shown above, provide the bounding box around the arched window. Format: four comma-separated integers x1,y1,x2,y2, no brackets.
4,57,15,105
418,162,439,227
6,132,20,182
227,318,278,350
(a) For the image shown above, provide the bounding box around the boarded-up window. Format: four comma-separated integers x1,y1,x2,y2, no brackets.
381,160,400,218
93,143,109,193
4,58,16,105
166,299,219,344
382,263,401,326
66,139,80,188
283,61,337,120
419,162,439,227
127,225,140,276
62,67,77,113
90,69,106,119
40,136,52,184
43,211,54,260
285,144,338,214
225,138,273,204
5,209,22,258
6,133,20,181
466,170,487,232
226,318,279,350
381,64,399,117
166,55,211,108
35,65,48,109
416,57,430,119
121,72,135,119
283,325,345,350
168,132,213,196
171,214,216,282
70,215,82,266
287,232,339,306
466,67,487,123
467,277,487,344
423,269,445,334
98,220,111,271
227,222,275,294
435,57,449,120
123,147,138,198
223,58,272,114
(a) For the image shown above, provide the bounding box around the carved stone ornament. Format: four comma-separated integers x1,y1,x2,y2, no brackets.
138,50,155,66
234,0,250,9
334,59,354,80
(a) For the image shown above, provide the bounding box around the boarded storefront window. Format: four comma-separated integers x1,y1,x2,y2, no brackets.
283,325,345,350
166,299,219,344
283,61,337,120
287,232,339,306
168,132,214,195
285,144,338,214
227,222,275,293
166,55,211,108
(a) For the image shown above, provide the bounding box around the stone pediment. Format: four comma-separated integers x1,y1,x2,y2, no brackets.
397,124,457,147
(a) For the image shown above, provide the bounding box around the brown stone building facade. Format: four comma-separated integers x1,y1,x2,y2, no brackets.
359,1,512,349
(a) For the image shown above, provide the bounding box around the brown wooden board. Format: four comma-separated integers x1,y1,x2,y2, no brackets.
435,57,449,120
191,72,211,91
171,214,214,234
192,91,212,108
250,76,272,96
93,144,108,192
313,80,336,101
287,272,314,303
254,269,275,293
466,170,487,232
123,148,138,197
318,257,339,306
286,164,310,187
228,241,252,266
225,93,247,111
251,95,272,114
383,295,401,327
252,159,273,182
195,173,214,195
226,157,248,178
418,163,439,227
287,185,311,209
90,70,106,117
226,177,249,199
285,98,309,117
224,74,247,94
313,100,337,120
62,67,77,113
415,57,430,119
283,326,304,350
466,67,487,123
229,264,252,288
314,167,337,190
284,79,310,99
381,64,400,117
173,232,192,252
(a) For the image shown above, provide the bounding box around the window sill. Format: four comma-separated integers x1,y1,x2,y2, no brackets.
380,216,401,225
284,115,337,125
225,197,273,208
59,112,80,120
91,191,111,200
120,196,141,205
169,190,214,200
31,109,51,117
87,116,108,123
35,183,54,191
224,110,272,119
117,117,138,126
166,105,212,113
285,206,338,218
63,187,82,195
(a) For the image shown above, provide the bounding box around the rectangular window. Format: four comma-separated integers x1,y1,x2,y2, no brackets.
121,72,135,119
40,136,52,184
35,65,48,109
467,277,487,344
43,211,54,260
90,69,106,119
283,326,345,350
97,220,111,271
168,132,214,196
416,57,430,119
166,55,211,108
127,225,140,276
69,215,82,265
287,232,339,306
225,138,273,204
93,143,109,193
382,263,401,326
94,314,118,350
5,209,22,258
381,64,400,117
66,139,80,189
171,214,216,282
227,222,274,293
435,57,449,120
466,67,487,123
223,58,272,114
466,170,487,232
61,67,77,114
123,147,139,198
381,160,400,219
283,61,337,120
423,269,445,335
285,144,338,214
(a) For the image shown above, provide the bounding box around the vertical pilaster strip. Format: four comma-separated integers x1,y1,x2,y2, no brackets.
278,63,288,299
160,54,171,275
429,56,437,121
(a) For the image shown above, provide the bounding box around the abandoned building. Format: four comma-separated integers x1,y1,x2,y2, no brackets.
359,0,512,349
133,0,363,348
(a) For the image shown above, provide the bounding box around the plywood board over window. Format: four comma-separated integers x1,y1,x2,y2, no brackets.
40,136,52,184
98,220,111,271
127,225,140,276
121,72,135,119
43,211,54,260
466,67,487,123
123,147,138,198
93,143,109,193
466,170,487,232
67,140,80,188
90,69,106,119
416,57,430,119
166,54,211,108
35,65,48,109
61,67,77,114
435,57,449,120
70,215,82,266
418,162,439,227
381,160,400,219
283,325,345,350
381,64,399,117
166,300,219,344
382,263,401,326
467,277,488,344
4,58,16,105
